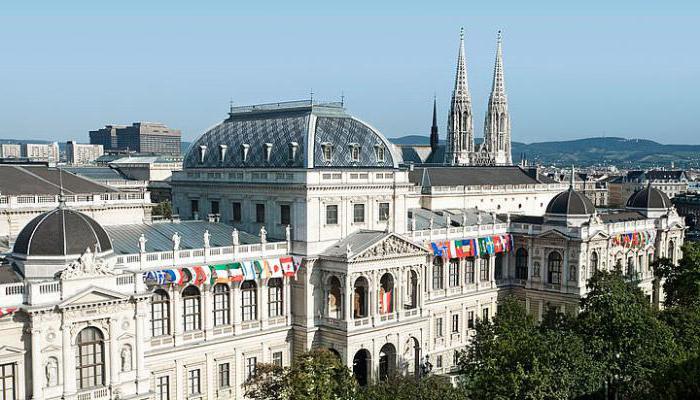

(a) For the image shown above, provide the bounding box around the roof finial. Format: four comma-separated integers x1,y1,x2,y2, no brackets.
340,91,345,107
229,98,234,113
460,26,464,40
58,168,66,208
310,88,314,103
570,165,575,189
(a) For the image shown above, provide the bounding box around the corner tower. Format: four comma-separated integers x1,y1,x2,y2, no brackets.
483,30,512,165
445,28,474,166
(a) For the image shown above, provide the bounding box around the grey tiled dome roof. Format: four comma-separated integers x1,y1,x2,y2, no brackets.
626,186,671,210
183,101,400,169
13,208,112,257
546,187,595,215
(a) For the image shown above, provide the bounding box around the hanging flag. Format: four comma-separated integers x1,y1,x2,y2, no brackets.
0,307,18,318
164,269,184,285
229,262,244,282
281,256,295,277
242,261,256,281
448,240,457,259
493,235,503,253
431,242,443,257
143,270,166,285
211,264,229,284
266,258,283,278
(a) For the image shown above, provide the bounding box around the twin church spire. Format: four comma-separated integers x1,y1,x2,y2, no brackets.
443,29,511,166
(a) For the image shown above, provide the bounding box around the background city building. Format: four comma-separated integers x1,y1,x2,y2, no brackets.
66,141,104,165
90,122,181,156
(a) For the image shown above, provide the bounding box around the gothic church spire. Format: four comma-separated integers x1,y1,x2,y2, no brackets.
445,27,474,166
430,95,439,151
482,30,512,166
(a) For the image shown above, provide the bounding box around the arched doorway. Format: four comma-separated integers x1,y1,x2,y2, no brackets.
404,337,420,377
378,343,396,381
353,349,371,386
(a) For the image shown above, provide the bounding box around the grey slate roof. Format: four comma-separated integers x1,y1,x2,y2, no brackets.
545,188,595,215
626,186,672,210
408,208,500,230
0,164,117,195
63,167,130,182
408,166,545,187
321,230,390,258
0,266,21,284
599,211,647,223
104,221,262,255
183,101,399,169
13,208,113,257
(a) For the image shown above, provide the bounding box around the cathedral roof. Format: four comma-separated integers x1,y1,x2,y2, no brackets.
13,208,113,258
545,187,595,216
408,166,544,187
626,186,672,210
183,100,400,169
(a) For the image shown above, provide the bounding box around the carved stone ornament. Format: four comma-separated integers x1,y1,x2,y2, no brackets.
59,247,114,280
356,235,424,260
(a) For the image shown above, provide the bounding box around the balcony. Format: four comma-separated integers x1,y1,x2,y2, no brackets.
76,387,110,400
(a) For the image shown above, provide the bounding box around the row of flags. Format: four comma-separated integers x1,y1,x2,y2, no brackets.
430,234,514,259
0,307,18,318
611,231,656,249
143,256,302,286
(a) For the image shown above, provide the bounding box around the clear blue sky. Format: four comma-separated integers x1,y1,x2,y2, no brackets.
1,1,699,144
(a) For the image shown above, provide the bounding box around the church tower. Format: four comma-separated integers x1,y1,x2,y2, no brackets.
482,30,512,165
445,28,474,166
430,96,439,151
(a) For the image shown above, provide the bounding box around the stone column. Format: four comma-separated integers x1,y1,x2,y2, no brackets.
394,269,402,315
109,318,120,387
61,323,76,396
203,286,213,335
284,277,292,322
343,275,352,322
172,287,183,345
260,279,269,327
232,284,241,331
135,309,148,394
474,253,481,290
30,323,42,400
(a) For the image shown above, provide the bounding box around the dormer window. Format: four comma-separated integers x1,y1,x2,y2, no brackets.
349,143,360,162
288,142,299,162
321,143,334,162
198,145,207,164
240,144,250,162
219,144,228,163
264,143,273,162
374,144,385,162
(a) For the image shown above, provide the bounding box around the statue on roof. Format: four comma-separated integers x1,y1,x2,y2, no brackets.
138,234,147,253
232,228,239,246
172,232,181,251
203,229,211,248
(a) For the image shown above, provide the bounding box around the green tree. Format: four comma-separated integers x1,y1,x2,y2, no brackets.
458,296,599,400
357,374,466,400
577,268,677,399
243,363,286,400
152,200,173,219
654,243,700,308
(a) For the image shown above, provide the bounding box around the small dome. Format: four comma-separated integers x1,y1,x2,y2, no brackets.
13,208,113,257
546,187,595,215
626,186,671,210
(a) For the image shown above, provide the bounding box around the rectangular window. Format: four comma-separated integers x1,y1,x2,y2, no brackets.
448,259,460,287
245,357,257,381
218,363,230,388
378,202,390,221
452,314,460,333
351,145,360,161
436,355,443,369
191,199,199,218
156,376,170,400
280,204,291,226
272,352,283,367
326,205,338,225
256,203,265,223
467,311,475,329
0,363,15,400
268,283,284,318
375,146,385,162
242,287,257,321
232,202,242,222
465,259,475,284
322,144,333,161
482,307,489,322
211,200,220,215
435,317,444,338
480,258,490,281
353,203,365,223
188,369,201,395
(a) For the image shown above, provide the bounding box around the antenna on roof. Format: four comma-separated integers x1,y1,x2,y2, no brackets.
310,88,314,103
569,165,575,189
229,98,234,114
340,91,345,107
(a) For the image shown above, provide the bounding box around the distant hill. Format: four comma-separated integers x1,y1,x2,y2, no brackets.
388,136,700,168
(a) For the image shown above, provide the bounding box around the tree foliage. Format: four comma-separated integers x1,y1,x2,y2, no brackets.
152,200,173,219
357,374,466,400
655,242,700,308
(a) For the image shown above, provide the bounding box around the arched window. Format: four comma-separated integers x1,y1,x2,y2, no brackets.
379,273,394,314
378,343,396,382
432,258,444,290
465,258,475,284
213,284,230,326
151,289,170,337
76,327,105,389
241,281,257,321
668,241,675,262
495,254,504,280
590,251,599,273
327,276,342,319
547,252,562,284
182,286,201,331
406,270,418,310
480,256,490,281
515,248,528,280
268,278,284,318
353,277,369,318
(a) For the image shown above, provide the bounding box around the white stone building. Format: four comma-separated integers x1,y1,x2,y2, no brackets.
66,142,104,166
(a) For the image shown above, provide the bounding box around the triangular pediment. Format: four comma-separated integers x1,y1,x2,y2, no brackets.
59,286,129,308
352,233,428,261
118,332,135,340
0,345,25,359
42,345,62,354
588,230,610,241
536,229,573,240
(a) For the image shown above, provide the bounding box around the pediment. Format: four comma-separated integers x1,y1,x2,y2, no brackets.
0,345,25,360
353,233,428,261
118,332,135,340
588,230,610,241
42,345,62,354
59,286,129,308
536,229,573,240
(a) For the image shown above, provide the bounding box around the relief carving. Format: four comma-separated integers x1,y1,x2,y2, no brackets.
59,247,114,280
